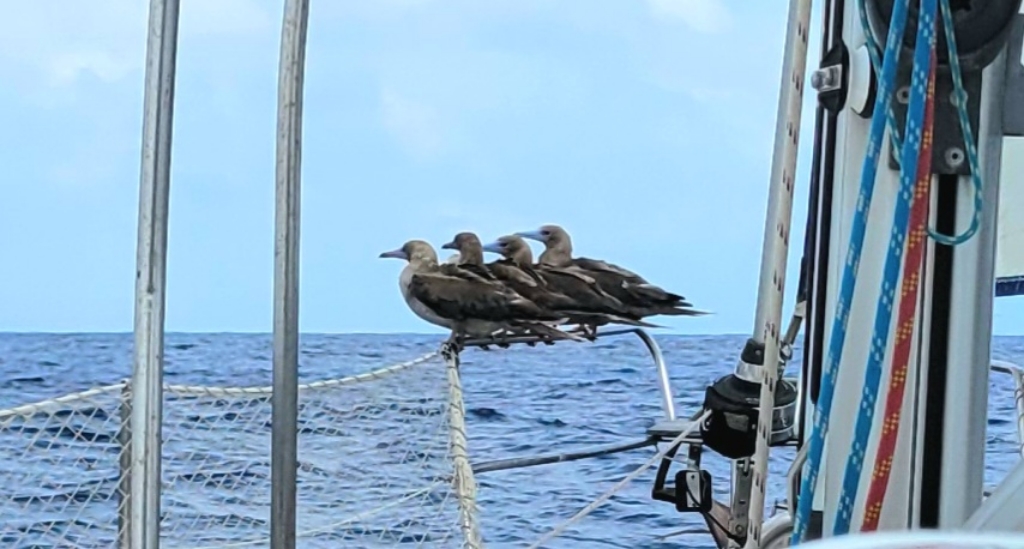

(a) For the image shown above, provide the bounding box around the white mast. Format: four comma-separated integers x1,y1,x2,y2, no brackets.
795,0,1020,537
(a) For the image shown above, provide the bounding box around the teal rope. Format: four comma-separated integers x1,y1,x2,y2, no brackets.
859,0,981,246
927,0,984,245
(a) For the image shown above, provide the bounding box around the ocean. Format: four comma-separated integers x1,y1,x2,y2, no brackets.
0,333,1021,548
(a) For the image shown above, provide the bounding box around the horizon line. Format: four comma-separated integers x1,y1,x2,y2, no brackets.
0,329,752,337
2,330,1023,338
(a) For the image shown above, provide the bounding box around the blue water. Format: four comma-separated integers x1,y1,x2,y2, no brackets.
0,333,1021,548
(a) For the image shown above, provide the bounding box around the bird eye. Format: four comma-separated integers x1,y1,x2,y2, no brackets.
541,230,550,236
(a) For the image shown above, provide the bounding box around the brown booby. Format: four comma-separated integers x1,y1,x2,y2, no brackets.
514,224,707,318
379,240,584,348
445,232,621,330
479,234,661,335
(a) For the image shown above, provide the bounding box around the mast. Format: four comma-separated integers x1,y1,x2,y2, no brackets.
794,0,1022,537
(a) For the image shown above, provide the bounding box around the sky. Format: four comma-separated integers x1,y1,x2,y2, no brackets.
0,0,1021,335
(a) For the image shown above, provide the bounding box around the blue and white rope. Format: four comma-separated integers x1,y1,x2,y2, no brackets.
927,0,983,245
831,0,937,535
789,0,910,543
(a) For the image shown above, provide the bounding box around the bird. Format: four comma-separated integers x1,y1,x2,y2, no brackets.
440,232,501,282
445,231,652,337
379,239,584,350
480,234,661,336
514,224,708,318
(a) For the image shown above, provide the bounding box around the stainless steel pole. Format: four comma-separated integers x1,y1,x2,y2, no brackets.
271,0,309,547
131,0,180,547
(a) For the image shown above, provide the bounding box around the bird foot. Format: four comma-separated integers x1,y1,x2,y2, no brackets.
481,329,515,349
443,332,465,355
494,332,512,349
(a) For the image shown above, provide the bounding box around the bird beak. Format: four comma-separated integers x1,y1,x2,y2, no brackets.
481,241,503,254
440,240,457,250
378,248,408,260
515,230,545,243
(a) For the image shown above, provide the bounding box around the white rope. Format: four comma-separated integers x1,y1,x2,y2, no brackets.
0,353,439,418
744,0,813,544
442,344,484,549
526,410,711,549
163,352,439,396
0,382,126,421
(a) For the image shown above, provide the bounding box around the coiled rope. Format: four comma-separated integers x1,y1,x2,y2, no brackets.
789,0,909,542
861,47,937,532
832,0,939,534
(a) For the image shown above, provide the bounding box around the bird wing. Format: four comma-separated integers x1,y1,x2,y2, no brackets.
408,271,541,321
439,262,499,282
488,261,540,288
516,263,551,287
573,257,647,284
573,258,687,304
536,265,629,314
543,264,598,286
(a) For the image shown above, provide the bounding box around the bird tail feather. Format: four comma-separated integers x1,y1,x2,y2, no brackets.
656,307,712,317
603,314,664,328
518,322,587,342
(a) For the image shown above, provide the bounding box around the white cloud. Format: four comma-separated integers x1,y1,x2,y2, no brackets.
0,0,147,88
647,0,733,33
380,88,446,159
0,0,272,89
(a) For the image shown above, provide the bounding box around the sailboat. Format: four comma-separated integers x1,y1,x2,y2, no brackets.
3,0,1024,548
638,0,1024,547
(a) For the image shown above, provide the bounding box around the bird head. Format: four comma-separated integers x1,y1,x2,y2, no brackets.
515,224,567,247
482,235,534,264
378,240,438,266
441,232,481,253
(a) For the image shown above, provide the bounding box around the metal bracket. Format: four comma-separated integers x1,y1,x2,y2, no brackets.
730,459,753,542
811,64,843,94
815,41,850,115
887,65,982,175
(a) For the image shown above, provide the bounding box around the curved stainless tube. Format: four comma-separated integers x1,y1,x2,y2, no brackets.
594,327,676,421
462,327,677,421
991,360,1024,457
630,329,676,421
